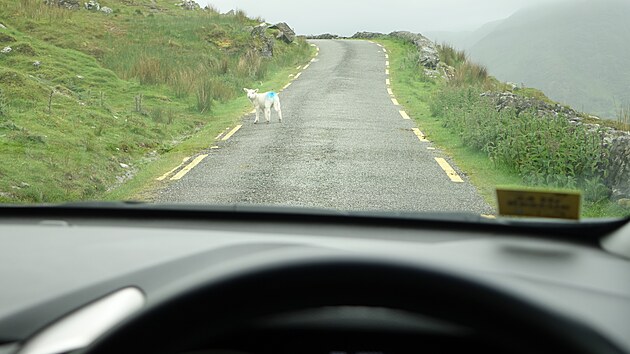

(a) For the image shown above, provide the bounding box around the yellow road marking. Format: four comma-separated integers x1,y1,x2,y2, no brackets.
294,72,302,79
282,82,291,90
385,60,390,67
427,147,436,150
481,214,496,219
391,98,399,105
156,156,191,181
310,43,317,47
386,78,390,86
434,157,464,183
303,63,310,70
382,48,387,53
412,128,429,142
387,88,394,96
222,124,242,141
386,69,389,75
399,110,411,120
170,155,208,181
296,65,302,70
385,54,389,59
310,58,316,63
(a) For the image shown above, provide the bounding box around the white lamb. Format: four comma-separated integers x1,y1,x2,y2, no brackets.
243,88,283,124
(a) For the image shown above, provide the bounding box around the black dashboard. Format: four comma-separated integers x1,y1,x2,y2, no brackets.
0,205,628,354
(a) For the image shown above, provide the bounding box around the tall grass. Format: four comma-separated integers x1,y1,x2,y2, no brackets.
0,88,7,117
617,104,630,131
438,43,467,67
437,43,491,88
195,79,212,113
100,14,311,112
16,0,75,22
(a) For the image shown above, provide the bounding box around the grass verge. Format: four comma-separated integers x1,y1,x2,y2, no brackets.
377,38,629,218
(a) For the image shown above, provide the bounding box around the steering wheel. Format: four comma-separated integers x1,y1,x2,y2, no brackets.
82,255,623,354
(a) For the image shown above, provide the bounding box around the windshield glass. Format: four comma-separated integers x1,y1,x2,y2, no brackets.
0,0,628,219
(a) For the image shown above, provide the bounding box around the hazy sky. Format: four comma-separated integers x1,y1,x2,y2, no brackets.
194,0,560,35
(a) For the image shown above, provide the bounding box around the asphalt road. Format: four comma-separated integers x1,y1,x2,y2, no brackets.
156,39,493,214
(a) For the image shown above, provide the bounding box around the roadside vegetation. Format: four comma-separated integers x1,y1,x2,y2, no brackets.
379,38,629,217
0,0,312,203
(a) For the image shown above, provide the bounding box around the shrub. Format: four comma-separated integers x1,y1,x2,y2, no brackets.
430,87,610,190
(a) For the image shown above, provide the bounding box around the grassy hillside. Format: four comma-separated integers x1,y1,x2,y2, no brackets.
0,0,312,203
466,0,630,119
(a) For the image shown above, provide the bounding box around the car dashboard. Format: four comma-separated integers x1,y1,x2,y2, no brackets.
0,206,628,354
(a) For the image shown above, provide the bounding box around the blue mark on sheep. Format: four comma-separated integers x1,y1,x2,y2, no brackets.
266,92,277,99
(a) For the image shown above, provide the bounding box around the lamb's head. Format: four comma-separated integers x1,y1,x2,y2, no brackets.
243,88,259,101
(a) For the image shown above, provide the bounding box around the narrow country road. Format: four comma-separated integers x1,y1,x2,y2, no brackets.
156,39,493,214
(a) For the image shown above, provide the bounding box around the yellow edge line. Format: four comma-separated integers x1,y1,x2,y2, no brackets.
387,88,394,96
399,110,411,120
385,54,389,59
222,124,242,141
434,157,464,183
382,48,387,53
303,63,310,70
282,82,292,90
156,156,191,181
385,60,390,67
391,98,399,105
412,128,429,142
386,78,390,86
385,69,390,75
294,72,302,79
170,154,208,181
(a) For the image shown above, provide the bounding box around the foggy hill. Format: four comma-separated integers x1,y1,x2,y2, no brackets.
432,0,630,118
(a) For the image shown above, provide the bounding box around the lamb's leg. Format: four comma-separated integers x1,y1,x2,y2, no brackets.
265,107,271,124
253,107,259,124
274,99,282,123
265,102,272,124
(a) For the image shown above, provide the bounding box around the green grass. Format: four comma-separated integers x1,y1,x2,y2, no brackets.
377,38,629,218
0,0,312,203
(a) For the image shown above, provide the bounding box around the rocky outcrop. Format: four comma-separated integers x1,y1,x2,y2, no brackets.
351,31,450,78
388,31,440,69
250,23,274,58
44,0,80,10
177,0,199,10
84,0,99,10
481,91,630,200
269,22,295,44
480,92,581,118
350,32,383,39
306,33,340,39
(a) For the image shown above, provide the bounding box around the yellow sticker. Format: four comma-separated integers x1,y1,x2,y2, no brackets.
496,188,581,220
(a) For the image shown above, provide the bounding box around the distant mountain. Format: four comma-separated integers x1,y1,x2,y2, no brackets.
459,0,630,118
426,19,504,50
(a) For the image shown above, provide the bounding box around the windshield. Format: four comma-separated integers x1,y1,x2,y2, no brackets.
0,0,628,219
